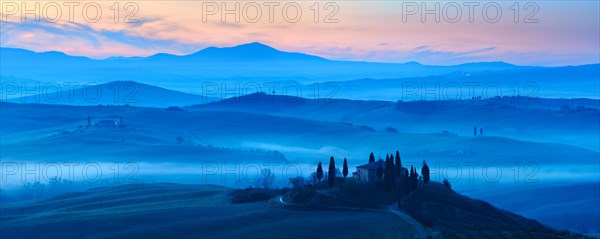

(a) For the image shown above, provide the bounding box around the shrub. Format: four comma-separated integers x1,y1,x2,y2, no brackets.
289,177,305,189
166,106,183,111
443,179,452,189
287,186,316,203
231,188,277,204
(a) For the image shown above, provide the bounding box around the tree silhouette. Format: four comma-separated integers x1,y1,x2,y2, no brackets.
421,160,430,184
316,162,323,183
409,166,414,191
383,155,390,190
376,164,383,182
389,154,395,180
443,179,452,189
395,151,402,176
369,152,375,163
328,156,336,187
403,168,410,197
342,158,348,178
259,168,275,189
410,166,420,192
289,177,305,188
384,154,395,191
413,167,419,191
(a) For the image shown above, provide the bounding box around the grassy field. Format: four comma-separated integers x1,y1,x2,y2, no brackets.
0,183,414,239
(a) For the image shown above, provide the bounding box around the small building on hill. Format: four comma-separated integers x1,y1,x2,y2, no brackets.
353,160,408,182
96,119,119,127
353,160,386,182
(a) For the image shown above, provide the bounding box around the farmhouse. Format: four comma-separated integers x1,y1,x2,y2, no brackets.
96,119,119,127
353,159,408,182
353,160,386,182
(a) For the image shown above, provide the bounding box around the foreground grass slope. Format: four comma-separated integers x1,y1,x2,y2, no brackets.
0,183,413,239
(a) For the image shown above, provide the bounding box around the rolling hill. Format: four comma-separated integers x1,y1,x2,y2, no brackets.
0,183,414,239
1,182,588,239
2,102,598,167
464,182,600,233
2,81,218,107
1,102,598,234
327,64,600,101
403,182,584,238
188,93,600,150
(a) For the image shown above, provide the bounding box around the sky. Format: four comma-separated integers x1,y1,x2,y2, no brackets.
1,0,599,66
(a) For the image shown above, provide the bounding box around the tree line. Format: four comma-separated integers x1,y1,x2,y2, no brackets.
314,151,431,195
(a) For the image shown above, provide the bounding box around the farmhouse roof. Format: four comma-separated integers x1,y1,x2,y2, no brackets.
356,160,386,170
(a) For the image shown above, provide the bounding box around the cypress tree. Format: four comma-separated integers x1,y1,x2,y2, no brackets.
422,160,430,184
389,154,396,181
409,166,416,191
316,162,323,183
385,154,395,191
403,168,410,197
411,166,419,191
395,151,401,175
328,156,335,187
369,152,375,163
376,164,383,182
342,158,348,178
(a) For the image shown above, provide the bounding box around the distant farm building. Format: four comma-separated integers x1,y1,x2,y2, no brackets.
95,119,119,127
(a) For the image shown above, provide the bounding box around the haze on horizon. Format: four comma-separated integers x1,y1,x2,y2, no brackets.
1,0,599,66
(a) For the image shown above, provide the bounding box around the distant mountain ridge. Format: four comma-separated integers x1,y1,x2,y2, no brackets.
1,43,597,100
0,42,532,85
0,43,513,65
146,42,326,62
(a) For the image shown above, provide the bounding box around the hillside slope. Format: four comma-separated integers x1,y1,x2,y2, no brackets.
2,102,597,166
188,93,600,150
0,183,414,239
403,182,585,238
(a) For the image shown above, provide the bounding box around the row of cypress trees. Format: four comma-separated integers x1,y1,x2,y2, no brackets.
315,152,430,190
315,156,350,187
